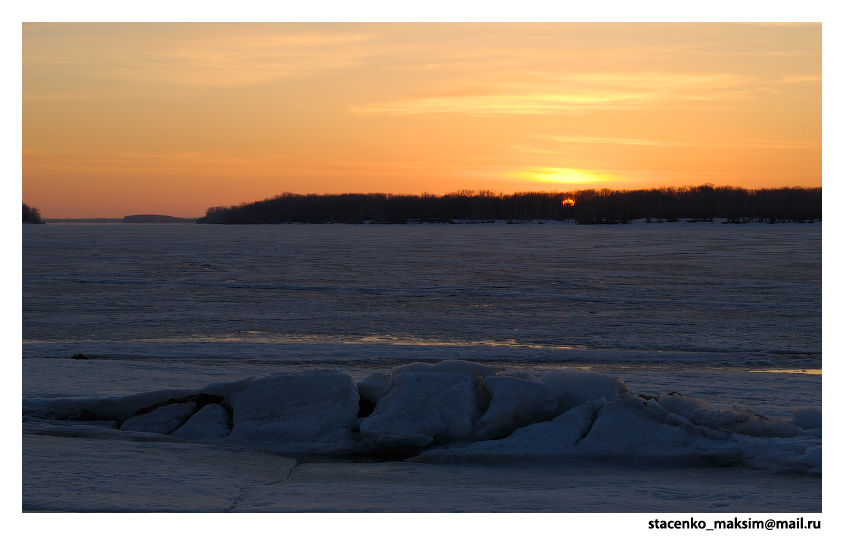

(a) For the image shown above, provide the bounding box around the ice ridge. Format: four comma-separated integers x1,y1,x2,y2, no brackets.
21,361,821,473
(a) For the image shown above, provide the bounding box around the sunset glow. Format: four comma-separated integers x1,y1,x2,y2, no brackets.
524,168,608,185
22,23,821,218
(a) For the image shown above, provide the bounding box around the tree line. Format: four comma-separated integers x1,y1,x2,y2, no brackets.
196,186,821,225
23,203,44,224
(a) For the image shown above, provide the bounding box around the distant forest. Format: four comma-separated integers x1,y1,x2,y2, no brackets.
22,203,44,224
197,186,821,225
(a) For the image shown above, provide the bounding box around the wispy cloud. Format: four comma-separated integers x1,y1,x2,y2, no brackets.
509,144,556,154
351,72,755,116
538,135,818,150
544,135,679,146
705,139,821,149
24,29,375,88
780,76,822,83
733,22,819,27
23,149,291,176
129,34,374,87
352,91,653,116
22,92,99,101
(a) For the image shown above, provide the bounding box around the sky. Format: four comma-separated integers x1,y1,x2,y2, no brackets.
22,22,821,218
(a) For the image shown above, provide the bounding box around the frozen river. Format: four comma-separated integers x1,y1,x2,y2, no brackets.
21,221,822,513
22,221,821,371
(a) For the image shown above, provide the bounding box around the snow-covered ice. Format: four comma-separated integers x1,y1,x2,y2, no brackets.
539,368,627,412
120,401,197,434
657,392,804,438
21,359,822,513
171,403,232,441
359,371,479,446
226,369,359,454
473,375,566,440
790,406,822,430
437,398,605,457
22,361,821,477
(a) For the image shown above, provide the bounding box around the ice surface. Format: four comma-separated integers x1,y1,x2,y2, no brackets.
171,403,232,441
790,406,822,430
23,432,298,512
356,360,499,447
23,389,203,422
194,377,255,406
692,406,803,438
23,224,822,374
654,391,711,415
23,431,821,512
569,396,820,472
359,372,478,447
473,375,567,440
418,399,605,459
539,368,627,412
503,398,605,451
497,369,538,381
22,377,253,423
575,394,721,455
21,222,823,512
356,372,392,402
23,358,821,421
120,402,197,434
730,435,822,473
226,369,359,454
391,359,497,379
657,392,803,437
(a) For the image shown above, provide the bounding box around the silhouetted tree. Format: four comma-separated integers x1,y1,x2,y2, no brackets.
23,203,44,224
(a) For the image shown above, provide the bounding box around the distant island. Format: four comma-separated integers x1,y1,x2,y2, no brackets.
40,215,196,223
43,218,123,223
196,186,821,225
122,214,196,223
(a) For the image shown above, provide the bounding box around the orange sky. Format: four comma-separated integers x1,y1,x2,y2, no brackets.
22,22,821,218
